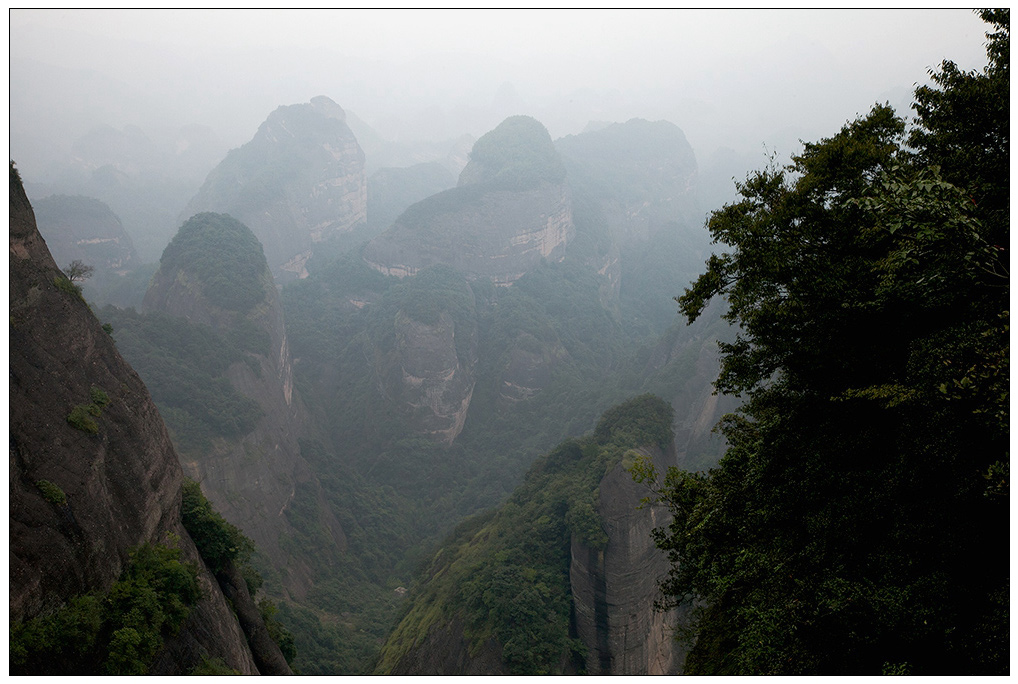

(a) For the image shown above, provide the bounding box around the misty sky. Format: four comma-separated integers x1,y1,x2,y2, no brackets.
10,9,990,182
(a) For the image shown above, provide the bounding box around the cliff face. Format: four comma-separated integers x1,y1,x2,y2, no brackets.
142,213,342,597
363,181,574,286
33,194,138,274
570,444,686,675
185,96,367,281
387,310,478,444
9,166,260,673
556,118,699,243
362,116,574,287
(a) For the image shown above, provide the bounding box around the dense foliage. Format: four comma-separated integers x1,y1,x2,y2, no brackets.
10,541,200,675
158,212,268,312
464,115,566,189
180,479,255,574
276,162,724,671
101,307,264,456
648,13,1009,675
376,395,673,675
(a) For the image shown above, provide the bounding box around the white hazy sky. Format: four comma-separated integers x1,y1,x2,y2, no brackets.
9,9,991,178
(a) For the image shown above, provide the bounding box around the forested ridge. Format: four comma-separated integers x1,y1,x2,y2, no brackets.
638,10,1009,675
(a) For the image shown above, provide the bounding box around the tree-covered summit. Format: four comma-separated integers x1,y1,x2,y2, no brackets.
459,115,566,189
158,213,269,312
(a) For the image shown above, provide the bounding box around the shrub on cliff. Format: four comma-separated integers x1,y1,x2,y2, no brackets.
10,541,200,675
180,479,254,574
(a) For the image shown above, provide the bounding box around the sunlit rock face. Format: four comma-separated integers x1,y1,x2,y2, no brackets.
363,116,575,287
33,194,138,273
184,96,366,281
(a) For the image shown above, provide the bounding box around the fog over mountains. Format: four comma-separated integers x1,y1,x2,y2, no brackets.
9,9,1005,677
11,10,986,186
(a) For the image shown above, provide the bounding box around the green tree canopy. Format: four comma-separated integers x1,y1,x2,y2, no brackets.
159,212,269,312
649,11,1008,675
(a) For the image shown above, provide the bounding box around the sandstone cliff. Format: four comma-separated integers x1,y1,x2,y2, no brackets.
141,212,343,598
32,194,138,274
362,116,574,287
570,444,686,674
9,164,266,673
374,396,685,675
369,266,480,444
185,96,367,281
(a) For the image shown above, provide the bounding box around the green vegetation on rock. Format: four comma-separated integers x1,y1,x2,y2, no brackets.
461,115,566,189
10,541,200,675
376,395,673,675
158,213,268,312
100,307,264,456
35,480,67,506
181,479,254,575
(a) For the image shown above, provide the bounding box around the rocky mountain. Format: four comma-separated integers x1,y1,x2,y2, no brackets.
374,396,688,675
362,116,574,286
556,118,700,241
367,162,457,234
9,163,287,674
126,212,342,597
556,118,710,335
185,96,367,281
32,194,138,274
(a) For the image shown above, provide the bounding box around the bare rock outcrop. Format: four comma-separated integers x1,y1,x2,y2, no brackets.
185,96,367,281
363,116,574,287
33,194,138,274
9,164,261,673
570,444,688,674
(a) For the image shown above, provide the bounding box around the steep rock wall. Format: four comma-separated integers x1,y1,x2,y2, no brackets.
142,217,343,599
570,444,687,674
9,166,260,674
381,309,478,444
33,194,138,274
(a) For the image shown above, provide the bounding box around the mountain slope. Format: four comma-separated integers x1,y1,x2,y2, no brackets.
9,163,275,674
375,395,688,675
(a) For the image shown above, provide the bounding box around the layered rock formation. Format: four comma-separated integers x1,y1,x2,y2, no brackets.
363,116,574,287
185,96,366,281
9,164,271,673
369,267,480,444
142,212,343,596
32,194,138,273
389,309,477,443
